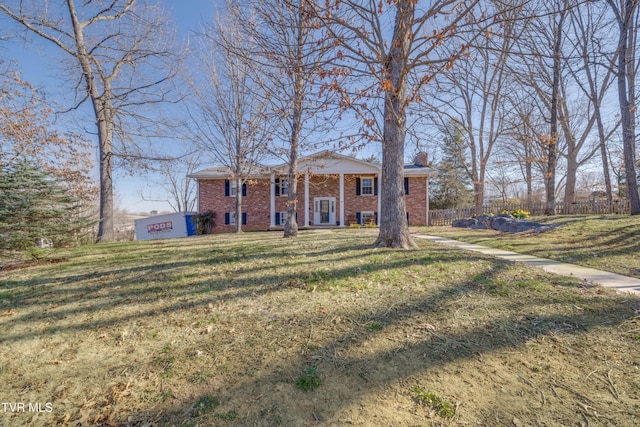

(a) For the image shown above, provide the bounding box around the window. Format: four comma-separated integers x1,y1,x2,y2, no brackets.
225,180,247,197
225,212,247,225
280,179,288,196
275,178,289,196
361,177,373,195
279,212,288,225
227,212,236,225
356,176,377,196
361,211,375,225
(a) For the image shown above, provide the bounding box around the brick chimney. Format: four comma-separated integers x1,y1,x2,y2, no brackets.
413,152,428,167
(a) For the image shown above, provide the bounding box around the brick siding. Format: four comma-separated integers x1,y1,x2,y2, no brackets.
405,177,428,226
198,175,428,233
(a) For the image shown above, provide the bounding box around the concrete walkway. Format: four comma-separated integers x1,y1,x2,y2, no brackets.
413,234,640,296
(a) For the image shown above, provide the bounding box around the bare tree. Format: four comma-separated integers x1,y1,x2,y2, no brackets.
188,4,271,233
139,151,201,213
509,1,570,214
428,4,518,215
547,2,567,215
502,95,548,207
0,0,180,241
606,0,640,215
233,0,338,238
567,3,619,204
313,0,485,249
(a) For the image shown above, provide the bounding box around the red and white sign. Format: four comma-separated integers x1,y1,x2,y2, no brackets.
147,221,173,233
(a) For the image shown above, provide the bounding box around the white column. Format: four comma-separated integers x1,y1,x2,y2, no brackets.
426,177,430,226
304,171,310,227
270,173,276,227
339,173,345,227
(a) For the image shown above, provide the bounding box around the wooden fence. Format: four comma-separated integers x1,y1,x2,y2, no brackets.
428,200,631,226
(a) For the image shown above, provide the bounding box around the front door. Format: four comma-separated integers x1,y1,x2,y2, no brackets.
314,197,336,225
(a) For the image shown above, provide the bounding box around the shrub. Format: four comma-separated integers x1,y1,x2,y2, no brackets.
195,210,216,234
502,209,530,219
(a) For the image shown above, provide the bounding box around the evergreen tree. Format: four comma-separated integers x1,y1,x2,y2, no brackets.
0,159,93,256
430,122,474,210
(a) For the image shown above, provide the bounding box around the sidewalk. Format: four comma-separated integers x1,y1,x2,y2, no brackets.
413,234,640,296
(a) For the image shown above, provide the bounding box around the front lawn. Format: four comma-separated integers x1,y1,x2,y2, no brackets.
1,229,639,426
419,214,640,278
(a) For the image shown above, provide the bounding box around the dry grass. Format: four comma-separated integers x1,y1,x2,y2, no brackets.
419,214,640,278
1,228,639,426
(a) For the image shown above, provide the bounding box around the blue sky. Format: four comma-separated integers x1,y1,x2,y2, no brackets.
1,0,386,214
1,0,215,214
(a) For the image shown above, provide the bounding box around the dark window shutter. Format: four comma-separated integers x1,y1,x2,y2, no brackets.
374,211,378,225
275,212,280,224
406,212,409,224
275,178,280,196
224,180,230,197
242,182,247,197
404,177,409,195
356,212,361,225
242,212,247,225
356,178,361,196
225,212,230,225
374,177,378,195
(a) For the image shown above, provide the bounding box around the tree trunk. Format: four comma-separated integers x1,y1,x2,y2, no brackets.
235,177,243,233
611,0,640,215
526,146,533,209
284,11,305,239
284,150,299,237
546,8,565,215
374,0,416,249
97,112,115,242
474,181,484,216
67,0,114,242
564,152,578,214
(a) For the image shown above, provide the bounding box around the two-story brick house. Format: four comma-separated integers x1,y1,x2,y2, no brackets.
189,151,437,233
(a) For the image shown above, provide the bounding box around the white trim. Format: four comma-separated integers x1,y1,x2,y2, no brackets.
270,174,276,227
339,173,345,227
360,176,374,195
304,172,310,227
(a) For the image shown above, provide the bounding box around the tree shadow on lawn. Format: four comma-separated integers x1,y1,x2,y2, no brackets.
0,242,491,345
122,268,639,426
3,234,638,426
495,223,640,275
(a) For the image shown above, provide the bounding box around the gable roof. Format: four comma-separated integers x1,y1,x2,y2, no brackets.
271,150,381,174
187,163,271,179
189,150,437,179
